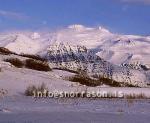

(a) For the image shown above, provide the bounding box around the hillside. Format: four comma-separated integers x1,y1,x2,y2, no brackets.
0,25,150,88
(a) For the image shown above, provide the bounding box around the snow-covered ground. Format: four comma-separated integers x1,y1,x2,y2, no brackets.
0,97,150,123
1,59,149,122
0,58,150,97
0,25,150,122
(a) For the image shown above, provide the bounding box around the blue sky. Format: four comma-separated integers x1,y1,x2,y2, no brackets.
0,0,150,35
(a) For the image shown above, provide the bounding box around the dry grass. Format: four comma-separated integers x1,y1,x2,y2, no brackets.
0,47,16,55
4,58,24,68
25,83,48,96
25,59,51,71
117,109,124,113
3,57,51,71
125,93,147,99
53,68,79,74
99,77,122,87
68,75,101,87
68,74,127,87
0,89,8,97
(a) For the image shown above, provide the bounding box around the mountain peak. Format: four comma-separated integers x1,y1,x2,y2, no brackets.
68,24,94,31
31,32,40,39
98,26,110,33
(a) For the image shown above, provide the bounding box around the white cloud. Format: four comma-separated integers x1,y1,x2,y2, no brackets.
0,10,29,20
120,0,150,4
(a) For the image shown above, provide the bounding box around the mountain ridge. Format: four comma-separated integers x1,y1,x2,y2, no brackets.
0,25,150,87
0,25,149,67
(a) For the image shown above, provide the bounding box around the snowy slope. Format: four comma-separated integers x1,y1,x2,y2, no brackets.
0,25,150,67
0,25,150,87
0,33,43,54
50,25,150,68
45,43,150,87
0,55,150,96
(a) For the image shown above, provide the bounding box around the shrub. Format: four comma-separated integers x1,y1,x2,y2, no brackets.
53,68,79,74
125,93,147,99
25,59,51,71
99,77,122,87
0,47,15,55
68,75,101,87
25,85,37,96
25,83,48,96
68,74,138,87
4,58,24,68
68,74,123,87
20,54,47,62
0,89,8,97
98,76,138,87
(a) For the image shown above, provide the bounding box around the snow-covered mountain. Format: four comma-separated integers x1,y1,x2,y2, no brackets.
0,25,150,87
50,25,150,68
0,25,150,67
45,43,149,87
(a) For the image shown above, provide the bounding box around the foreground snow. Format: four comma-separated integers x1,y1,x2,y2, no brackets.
0,97,150,123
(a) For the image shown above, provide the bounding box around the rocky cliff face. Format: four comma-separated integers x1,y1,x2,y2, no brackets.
45,43,149,87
